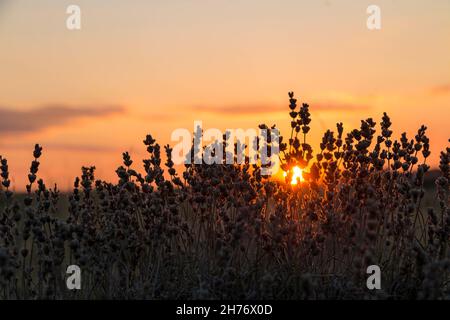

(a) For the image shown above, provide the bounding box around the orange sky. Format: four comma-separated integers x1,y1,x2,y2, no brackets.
0,0,449,190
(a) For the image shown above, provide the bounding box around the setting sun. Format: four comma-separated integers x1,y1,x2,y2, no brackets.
0,0,449,303
283,166,304,185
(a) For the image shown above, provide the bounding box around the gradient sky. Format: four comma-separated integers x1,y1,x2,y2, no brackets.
0,0,449,190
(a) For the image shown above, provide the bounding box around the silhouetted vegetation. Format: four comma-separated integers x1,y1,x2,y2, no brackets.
0,92,449,299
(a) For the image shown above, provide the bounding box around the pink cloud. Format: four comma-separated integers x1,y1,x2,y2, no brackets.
0,104,125,134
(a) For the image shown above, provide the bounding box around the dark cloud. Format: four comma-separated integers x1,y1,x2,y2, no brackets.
0,104,125,134
192,101,370,115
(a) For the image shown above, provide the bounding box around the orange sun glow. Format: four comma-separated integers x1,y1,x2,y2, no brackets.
283,166,304,185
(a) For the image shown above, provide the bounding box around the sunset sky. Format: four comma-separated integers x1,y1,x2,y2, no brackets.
0,0,449,190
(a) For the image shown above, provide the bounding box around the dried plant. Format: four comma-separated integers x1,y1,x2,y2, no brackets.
0,92,449,300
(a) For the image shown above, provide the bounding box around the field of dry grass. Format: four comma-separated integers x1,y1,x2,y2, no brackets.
0,92,449,300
